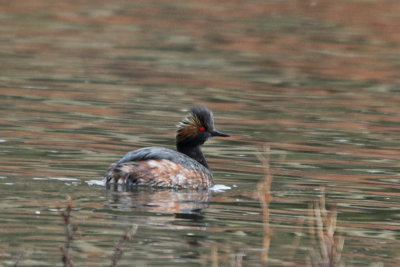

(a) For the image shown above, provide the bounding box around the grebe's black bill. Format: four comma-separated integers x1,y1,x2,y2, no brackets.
210,130,230,137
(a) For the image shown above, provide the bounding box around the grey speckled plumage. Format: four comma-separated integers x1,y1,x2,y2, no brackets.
118,146,212,175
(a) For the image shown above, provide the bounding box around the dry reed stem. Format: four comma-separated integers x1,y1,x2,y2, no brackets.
110,225,138,267
58,196,75,267
257,145,273,265
230,251,244,267
211,243,218,267
208,242,243,267
11,250,25,267
308,188,345,267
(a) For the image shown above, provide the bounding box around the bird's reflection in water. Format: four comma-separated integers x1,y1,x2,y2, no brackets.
103,186,211,260
105,185,212,219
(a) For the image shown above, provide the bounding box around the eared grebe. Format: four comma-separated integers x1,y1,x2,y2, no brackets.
105,106,229,189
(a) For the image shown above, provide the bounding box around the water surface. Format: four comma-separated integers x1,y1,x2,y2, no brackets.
1,1,400,266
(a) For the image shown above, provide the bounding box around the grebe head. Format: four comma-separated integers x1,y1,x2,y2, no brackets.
176,106,229,147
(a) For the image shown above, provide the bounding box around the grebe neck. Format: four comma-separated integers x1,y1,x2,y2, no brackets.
177,144,209,169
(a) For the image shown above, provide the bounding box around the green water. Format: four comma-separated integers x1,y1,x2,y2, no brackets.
1,1,399,266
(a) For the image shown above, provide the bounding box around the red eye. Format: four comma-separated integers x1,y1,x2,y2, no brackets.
199,126,205,131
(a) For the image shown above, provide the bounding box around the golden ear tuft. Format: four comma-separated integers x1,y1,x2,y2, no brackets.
176,106,214,143
176,112,203,142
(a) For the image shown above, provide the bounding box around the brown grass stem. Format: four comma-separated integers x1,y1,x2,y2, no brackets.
58,196,76,267
308,188,345,267
257,145,273,265
211,243,219,267
11,250,25,267
110,225,138,267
